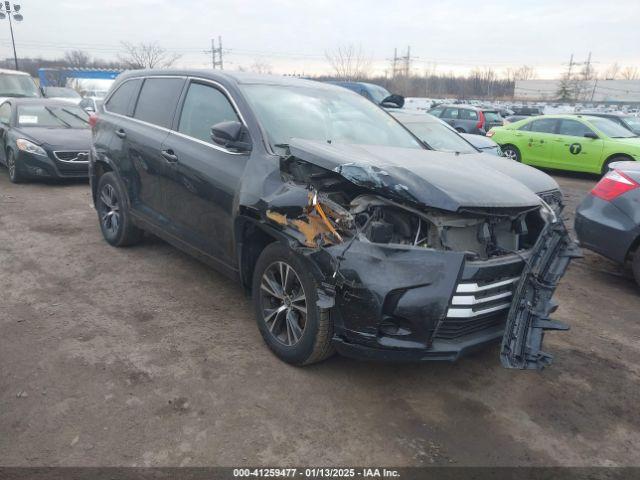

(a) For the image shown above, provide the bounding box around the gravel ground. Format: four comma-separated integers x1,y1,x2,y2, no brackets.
0,168,639,467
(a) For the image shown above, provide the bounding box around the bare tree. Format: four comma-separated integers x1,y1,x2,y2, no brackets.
325,45,371,81
64,50,92,68
249,59,273,75
603,63,620,80
620,66,640,80
118,42,181,69
515,65,536,81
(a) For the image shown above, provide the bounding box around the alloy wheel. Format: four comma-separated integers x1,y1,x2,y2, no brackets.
503,148,518,161
259,261,307,346
7,153,16,179
99,184,121,236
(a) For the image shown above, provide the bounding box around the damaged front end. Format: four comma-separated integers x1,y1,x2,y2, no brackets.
255,140,580,369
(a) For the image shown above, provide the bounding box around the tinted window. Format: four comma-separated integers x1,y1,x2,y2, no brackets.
428,107,444,117
442,108,459,119
518,120,532,131
105,79,141,116
459,109,478,120
483,111,502,122
530,118,558,133
178,82,239,144
133,78,184,128
558,119,593,137
0,103,11,123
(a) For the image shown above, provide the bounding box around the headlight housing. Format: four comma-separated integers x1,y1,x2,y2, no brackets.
16,138,47,156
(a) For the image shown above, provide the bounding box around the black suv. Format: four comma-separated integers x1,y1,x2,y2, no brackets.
91,70,578,369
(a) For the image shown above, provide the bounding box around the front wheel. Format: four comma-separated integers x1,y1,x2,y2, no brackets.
6,150,26,183
601,156,626,176
252,242,334,365
96,172,143,247
633,249,640,289
502,144,521,162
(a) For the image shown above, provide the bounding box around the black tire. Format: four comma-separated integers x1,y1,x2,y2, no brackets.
601,156,626,176
633,248,640,289
252,242,334,365
502,144,521,162
455,127,466,133
96,172,143,247
6,149,26,183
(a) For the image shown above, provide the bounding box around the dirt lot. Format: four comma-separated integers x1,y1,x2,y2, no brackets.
1,168,639,467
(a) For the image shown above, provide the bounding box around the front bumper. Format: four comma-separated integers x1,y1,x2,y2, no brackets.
308,242,529,363
575,194,639,264
16,150,88,179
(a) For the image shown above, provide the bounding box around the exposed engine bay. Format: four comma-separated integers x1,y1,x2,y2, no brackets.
263,156,548,261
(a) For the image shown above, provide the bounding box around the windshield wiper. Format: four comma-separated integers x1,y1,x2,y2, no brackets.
44,106,72,128
61,108,89,125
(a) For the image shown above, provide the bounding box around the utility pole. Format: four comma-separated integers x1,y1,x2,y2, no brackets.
404,46,411,77
391,48,398,79
205,36,224,70
0,2,24,71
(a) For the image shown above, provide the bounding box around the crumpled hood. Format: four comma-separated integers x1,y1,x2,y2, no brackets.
289,139,546,212
16,127,92,150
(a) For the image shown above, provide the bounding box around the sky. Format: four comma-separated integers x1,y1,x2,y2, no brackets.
1,0,639,79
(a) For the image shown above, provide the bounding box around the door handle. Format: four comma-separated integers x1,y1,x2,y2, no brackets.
161,149,178,163
115,129,126,139
540,139,544,144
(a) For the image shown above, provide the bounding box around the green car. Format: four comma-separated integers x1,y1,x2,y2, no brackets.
487,114,640,175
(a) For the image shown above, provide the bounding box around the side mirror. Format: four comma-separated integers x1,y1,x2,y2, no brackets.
381,94,405,109
584,132,598,139
211,120,252,153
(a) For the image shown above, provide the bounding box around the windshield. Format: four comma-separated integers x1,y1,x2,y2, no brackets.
45,87,81,99
623,116,640,134
241,84,421,150
589,117,637,138
398,117,477,154
0,74,40,98
17,105,90,128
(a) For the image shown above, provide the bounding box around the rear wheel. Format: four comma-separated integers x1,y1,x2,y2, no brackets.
96,172,143,247
252,242,334,365
601,156,626,176
6,150,26,183
502,144,521,162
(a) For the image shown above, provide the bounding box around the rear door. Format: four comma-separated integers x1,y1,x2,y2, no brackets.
441,107,461,130
458,108,479,133
159,79,251,264
125,77,185,223
550,119,603,172
520,118,558,166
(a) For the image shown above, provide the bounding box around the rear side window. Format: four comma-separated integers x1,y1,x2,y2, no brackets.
558,119,593,137
105,79,141,116
529,118,558,134
178,82,240,144
428,107,444,117
133,78,184,128
442,108,459,119
0,103,11,124
459,109,478,120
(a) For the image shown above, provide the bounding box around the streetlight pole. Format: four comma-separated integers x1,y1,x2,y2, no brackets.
0,2,24,71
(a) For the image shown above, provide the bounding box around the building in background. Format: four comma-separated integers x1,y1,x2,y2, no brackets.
515,79,640,104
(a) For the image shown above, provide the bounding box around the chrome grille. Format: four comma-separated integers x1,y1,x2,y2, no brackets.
434,276,519,339
54,151,89,163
